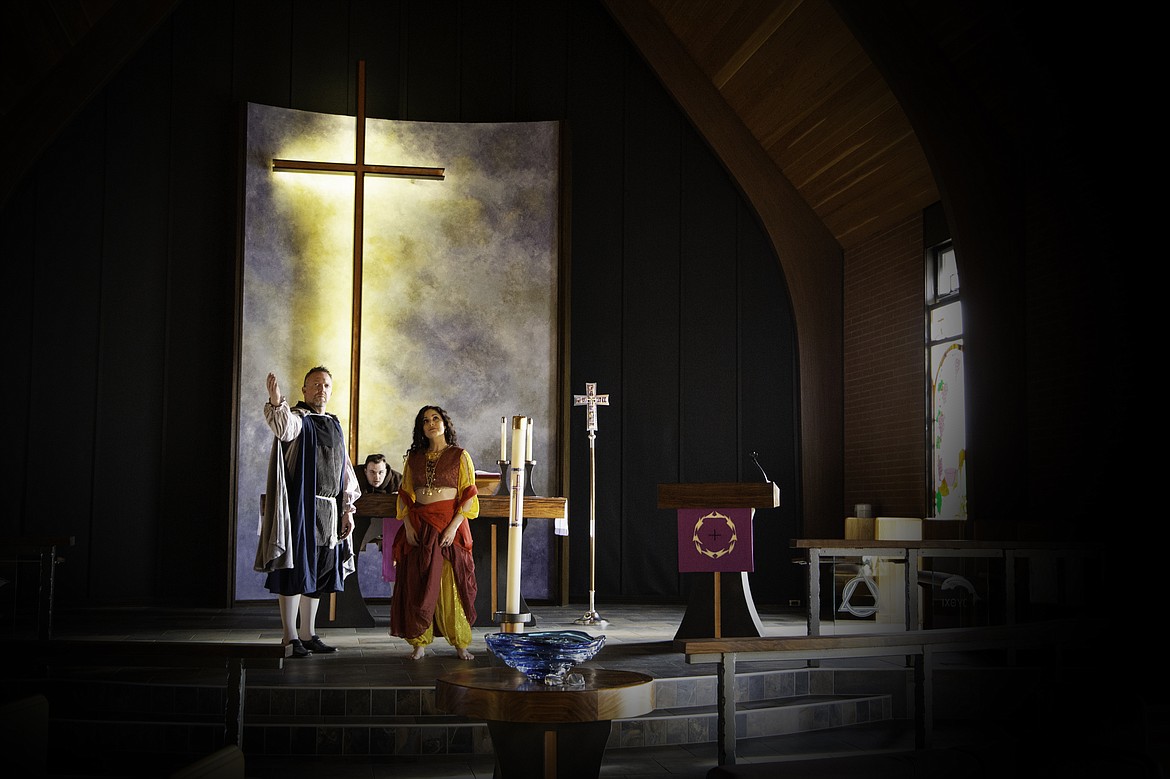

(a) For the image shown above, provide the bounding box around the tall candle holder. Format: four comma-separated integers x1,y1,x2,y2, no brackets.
497,415,531,633
495,459,537,496
495,460,509,496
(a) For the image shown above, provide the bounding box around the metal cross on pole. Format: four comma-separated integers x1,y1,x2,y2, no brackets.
573,382,610,626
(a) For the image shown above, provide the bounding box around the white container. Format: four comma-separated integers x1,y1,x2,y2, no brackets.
875,517,922,541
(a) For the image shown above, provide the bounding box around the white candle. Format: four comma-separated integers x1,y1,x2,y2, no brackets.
506,415,527,616
511,416,526,467
525,417,534,461
500,416,507,461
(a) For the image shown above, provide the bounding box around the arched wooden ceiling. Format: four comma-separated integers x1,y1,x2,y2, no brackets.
642,0,941,250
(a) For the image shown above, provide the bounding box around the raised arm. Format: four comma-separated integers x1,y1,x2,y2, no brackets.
262,371,302,442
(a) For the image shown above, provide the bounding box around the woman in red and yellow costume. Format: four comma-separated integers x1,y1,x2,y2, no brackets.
389,405,479,660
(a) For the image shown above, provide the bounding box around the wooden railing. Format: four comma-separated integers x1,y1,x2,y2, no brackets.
675,619,1079,767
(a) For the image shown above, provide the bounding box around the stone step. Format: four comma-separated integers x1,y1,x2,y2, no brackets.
44,692,895,765
27,665,903,771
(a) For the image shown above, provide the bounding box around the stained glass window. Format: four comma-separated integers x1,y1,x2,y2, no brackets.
927,243,965,518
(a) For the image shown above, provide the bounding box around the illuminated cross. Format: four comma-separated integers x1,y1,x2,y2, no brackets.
271,60,445,460
573,382,610,434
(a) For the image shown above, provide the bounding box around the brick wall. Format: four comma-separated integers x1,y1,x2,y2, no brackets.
843,213,928,520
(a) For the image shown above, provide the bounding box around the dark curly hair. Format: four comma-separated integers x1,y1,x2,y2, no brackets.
406,405,457,455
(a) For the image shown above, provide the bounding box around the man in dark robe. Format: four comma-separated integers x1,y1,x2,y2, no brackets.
254,366,360,657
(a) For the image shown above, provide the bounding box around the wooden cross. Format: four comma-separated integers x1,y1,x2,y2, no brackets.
271,60,445,460
573,382,610,433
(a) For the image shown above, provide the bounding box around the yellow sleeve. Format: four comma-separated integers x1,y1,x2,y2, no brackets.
459,450,479,520
397,460,415,520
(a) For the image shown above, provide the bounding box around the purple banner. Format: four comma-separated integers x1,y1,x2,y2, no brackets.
677,508,754,572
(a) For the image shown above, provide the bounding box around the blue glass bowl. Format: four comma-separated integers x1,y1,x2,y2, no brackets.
484,630,606,683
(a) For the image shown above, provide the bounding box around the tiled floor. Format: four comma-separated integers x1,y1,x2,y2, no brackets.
43,600,919,690
34,601,994,779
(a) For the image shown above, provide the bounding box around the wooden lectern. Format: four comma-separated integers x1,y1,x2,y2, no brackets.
657,482,781,639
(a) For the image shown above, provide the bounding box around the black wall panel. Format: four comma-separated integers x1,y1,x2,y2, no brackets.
27,100,108,602
619,56,682,598
679,129,740,485
459,1,515,121
352,0,405,120
4,178,36,533
513,0,568,121
166,0,238,605
738,202,799,604
403,1,461,121
290,0,351,115
564,1,628,600
232,1,293,109
90,30,173,602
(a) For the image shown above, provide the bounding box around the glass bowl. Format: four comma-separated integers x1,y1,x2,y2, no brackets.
484,630,606,684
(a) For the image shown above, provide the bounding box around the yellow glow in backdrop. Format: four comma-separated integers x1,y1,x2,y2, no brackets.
271,172,355,416
235,103,561,601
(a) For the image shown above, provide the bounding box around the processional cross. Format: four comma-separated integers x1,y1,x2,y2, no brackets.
573,382,610,626
272,60,445,460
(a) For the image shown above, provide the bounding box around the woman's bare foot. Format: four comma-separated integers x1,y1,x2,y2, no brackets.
410,645,426,660
456,647,474,660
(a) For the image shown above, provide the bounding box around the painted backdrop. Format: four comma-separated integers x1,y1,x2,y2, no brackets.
234,103,561,601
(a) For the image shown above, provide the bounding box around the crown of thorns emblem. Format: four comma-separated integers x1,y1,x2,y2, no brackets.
692,511,737,559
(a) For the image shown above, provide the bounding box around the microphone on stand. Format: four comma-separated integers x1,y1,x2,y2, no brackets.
749,451,770,483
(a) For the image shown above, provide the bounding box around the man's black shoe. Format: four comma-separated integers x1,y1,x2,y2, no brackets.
303,635,338,653
287,639,312,658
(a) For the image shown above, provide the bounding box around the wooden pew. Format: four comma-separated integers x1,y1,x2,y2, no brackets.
7,639,289,747
675,619,1079,767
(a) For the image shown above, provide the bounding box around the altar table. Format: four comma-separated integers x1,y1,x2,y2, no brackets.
350,491,567,628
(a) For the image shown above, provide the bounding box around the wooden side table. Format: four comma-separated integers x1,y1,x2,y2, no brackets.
435,666,654,779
